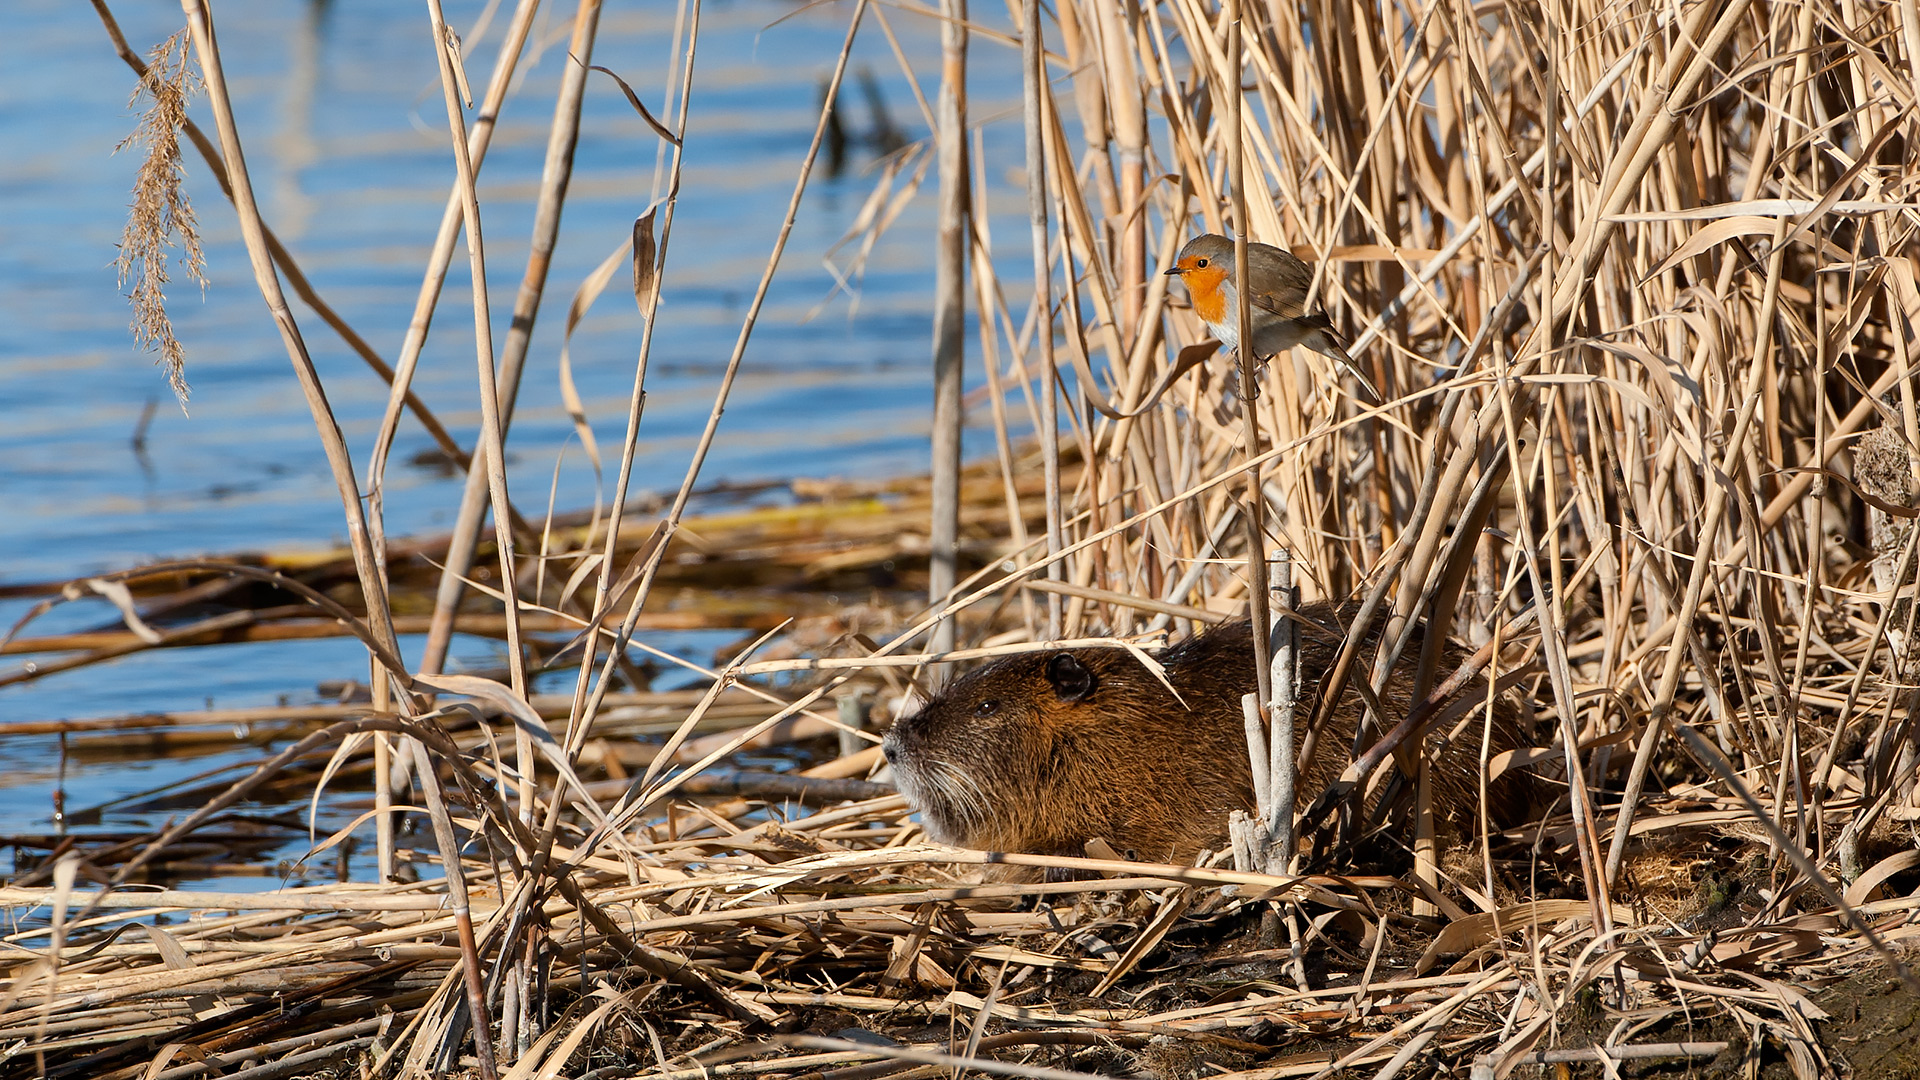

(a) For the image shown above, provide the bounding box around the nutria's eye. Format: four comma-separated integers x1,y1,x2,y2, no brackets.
1194,257,1209,268
973,699,1000,717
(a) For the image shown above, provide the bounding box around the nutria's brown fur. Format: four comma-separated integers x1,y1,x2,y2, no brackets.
882,603,1536,867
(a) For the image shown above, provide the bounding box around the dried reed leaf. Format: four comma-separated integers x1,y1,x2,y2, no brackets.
1843,849,1920,907
1413,899,1628,975
632,208,658,313
308,729,373,844
1647,215,1780,279
588,63,681,146
138,926,192,971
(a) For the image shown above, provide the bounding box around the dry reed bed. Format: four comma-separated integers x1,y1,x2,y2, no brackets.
0,789,1905,1080
6,0,1920,1074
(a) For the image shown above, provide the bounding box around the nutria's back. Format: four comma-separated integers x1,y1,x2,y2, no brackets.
882,603,1535,867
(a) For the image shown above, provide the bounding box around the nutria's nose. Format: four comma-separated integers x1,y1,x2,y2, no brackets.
882,741,898,764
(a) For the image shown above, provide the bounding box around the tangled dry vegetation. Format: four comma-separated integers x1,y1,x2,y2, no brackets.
7,0,1920,1075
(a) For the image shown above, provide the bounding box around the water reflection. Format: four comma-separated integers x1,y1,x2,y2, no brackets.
269,0,327,241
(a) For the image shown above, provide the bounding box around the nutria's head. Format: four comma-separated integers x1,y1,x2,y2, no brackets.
880,636,1263,867
882,647,1110,851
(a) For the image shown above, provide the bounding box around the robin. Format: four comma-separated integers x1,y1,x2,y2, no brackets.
1164,233,1379,400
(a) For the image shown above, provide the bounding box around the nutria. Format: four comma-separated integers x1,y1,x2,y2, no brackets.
882,603,1536,868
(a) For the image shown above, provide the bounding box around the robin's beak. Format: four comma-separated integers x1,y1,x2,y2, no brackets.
1163,266,1183,276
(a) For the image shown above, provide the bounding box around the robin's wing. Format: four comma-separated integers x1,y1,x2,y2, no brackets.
1244,245,1379,400
1242,242,1320,321
1292,310,1344,345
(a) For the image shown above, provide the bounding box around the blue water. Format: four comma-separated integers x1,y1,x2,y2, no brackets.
0,0,1033,856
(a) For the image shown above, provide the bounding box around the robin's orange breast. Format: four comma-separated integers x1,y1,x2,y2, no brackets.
1185,264,1231,328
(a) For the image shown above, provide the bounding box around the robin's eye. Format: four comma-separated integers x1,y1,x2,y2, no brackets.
1195,257,1209,268
973,699,1000,717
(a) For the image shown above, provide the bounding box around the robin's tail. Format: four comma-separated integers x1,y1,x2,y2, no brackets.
1298,314,1381,403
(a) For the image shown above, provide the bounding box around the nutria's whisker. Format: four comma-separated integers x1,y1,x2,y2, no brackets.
939,761,992,830
923,762,966,832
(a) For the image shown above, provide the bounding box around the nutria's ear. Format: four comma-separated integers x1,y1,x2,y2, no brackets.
1045,654,1097,701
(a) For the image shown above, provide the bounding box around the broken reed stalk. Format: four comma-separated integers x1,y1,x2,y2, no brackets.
1266,550,1297,873
413,749,497,1078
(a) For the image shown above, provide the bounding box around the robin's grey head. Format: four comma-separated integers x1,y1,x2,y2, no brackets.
1166,233,1233,277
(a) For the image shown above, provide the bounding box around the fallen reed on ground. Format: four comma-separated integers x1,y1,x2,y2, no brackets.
4,0,1920,1074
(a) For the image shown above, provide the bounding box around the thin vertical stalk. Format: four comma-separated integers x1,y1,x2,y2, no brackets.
1225,0,1273,707
358,0,538,879
929,0,969,658
1022,0,1064,637
533,0,698,923
422,0,528,840
415,746,499,1079
968,129,1039,636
